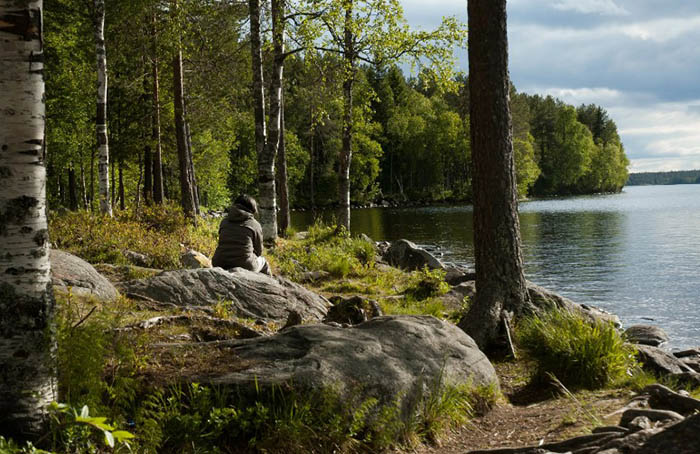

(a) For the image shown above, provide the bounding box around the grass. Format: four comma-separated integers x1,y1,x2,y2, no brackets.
516,308,638,390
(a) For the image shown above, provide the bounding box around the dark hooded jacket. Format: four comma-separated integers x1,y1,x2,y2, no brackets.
211,205,263,271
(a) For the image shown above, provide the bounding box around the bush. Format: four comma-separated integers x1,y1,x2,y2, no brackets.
516,309,636,389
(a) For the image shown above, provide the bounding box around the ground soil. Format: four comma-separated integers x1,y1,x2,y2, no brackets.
409,361,634,453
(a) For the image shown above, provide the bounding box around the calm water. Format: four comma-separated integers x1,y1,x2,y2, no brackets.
292,185,700,349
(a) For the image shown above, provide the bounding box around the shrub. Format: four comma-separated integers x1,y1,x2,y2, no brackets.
516,309,636,389
404,267,450,300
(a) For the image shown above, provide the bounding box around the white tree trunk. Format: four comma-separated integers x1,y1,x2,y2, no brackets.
94,0,112,216
0,0,57,438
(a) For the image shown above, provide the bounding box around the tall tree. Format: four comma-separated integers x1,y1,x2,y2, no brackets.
248,0,276,241
0,0,57,437
172,0,196,221
93,0,112,216
310,0,465,230
458,0,533,351
151,11,164,204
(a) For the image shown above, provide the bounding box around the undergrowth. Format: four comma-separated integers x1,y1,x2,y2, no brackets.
516,308,637,389
49,203,218,269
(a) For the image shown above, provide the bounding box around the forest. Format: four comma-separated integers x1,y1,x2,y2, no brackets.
626,170,700,186
44,0,629,226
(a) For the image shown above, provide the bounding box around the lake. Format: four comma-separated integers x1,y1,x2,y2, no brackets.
291,185,700,349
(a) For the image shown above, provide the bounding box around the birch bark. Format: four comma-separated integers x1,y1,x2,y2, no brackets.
338,2,354,231
93,0,112,216
249,0,276,241
0,0,57,438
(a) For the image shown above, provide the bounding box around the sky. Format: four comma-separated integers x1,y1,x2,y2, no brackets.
400,0,700,173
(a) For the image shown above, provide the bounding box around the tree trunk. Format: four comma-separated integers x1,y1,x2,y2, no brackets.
0,0,57,438
276,91,290,236
172,0,196,221
89,148,95,210
118,160,125,211
309,124,315,213
68,165,78,210
249,0,276,241
458,0,533,352
110,157,115,206
93,0,112,216
80,159,88,209
142,55,152,205
151,12,164,204
338,2,354,231
185,115,199,214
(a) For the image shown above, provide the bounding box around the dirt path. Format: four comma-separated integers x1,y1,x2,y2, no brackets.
410,362,632,454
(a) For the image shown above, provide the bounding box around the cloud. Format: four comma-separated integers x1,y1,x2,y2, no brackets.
552,0,629,16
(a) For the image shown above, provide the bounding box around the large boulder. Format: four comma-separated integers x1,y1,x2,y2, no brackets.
624,325,669,347
205,315,498,407
50,249,119,302
121,267,330,324
383,239,444,271
181,250,212,269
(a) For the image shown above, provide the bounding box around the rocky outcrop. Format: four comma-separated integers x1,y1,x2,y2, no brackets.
383,239,444,271
50,249,119,302
440,281,476,311
635,345,694,375
673,348,700,373
624,325,669,347
181,250,212,269
324,295,383,325
121,267,330,324
123,249,151,267
202,315,498,408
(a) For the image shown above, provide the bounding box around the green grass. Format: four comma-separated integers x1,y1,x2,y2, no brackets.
516,308,637,390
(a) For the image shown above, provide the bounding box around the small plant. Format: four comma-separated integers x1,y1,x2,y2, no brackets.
516,308,637,389
404,267,449,300
42,403,134,452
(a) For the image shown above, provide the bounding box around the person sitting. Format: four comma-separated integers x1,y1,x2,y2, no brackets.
212,194,271,275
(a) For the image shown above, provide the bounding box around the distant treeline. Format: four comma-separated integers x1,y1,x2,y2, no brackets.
626,170,700,186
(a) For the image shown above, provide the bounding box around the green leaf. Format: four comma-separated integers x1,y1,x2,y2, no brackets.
112,430,136,441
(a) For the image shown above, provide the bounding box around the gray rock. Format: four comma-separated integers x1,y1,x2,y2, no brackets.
624,325,669,347
181,250,212,269
121,267,330,324
627,415,653,432
673,348,700,373
644,383,700,415
123,249,151,267
440,281,476,311
636,345,695,376
205,315,498,409
299,270,330,283
527,282,621,327
50,249,119,302
673,347,700,358
637,413,700,454
324,295,383,325
444,265,476,286
383,239,444,271
619,408,684,427
668,371,700,388
592,426,628,434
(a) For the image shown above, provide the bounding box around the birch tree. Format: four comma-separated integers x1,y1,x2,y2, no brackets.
93,0,112,216
248,0,276,241
0,0,57,437
457,0,534,351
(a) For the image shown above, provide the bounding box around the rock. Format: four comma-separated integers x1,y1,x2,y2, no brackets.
440,281,476,311
527,282,621,328
181,250,212,269
668,371,700,388
324,295,383,325
627,416,653,432
205,316,498,409
121,267,330,324
123,249,151,267
358,233,376,247
376,241,391,258
50,249,119,302
673,348,700,373
619,408,684,427
644,383,700,415
624,325,669,347
673,347,700,358
444,265,476,286
299,270,330,283
592,426,628,434
383,239,444,271
282,310,303,330
636,413,700,454
635,345,695,376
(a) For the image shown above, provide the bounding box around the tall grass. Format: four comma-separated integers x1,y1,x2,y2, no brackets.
516,309,636,389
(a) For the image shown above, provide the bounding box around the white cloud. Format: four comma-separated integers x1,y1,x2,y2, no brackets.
553,0,629,16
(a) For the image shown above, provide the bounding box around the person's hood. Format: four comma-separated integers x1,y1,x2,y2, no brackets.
227,204,255,222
